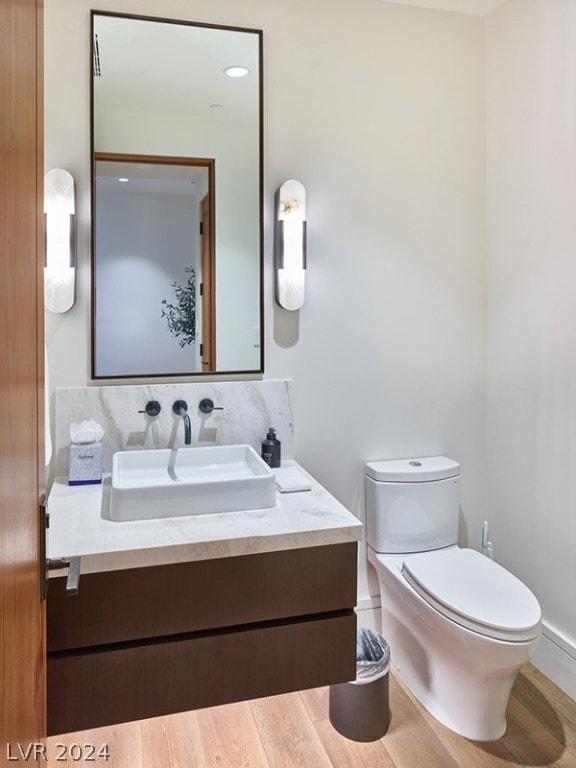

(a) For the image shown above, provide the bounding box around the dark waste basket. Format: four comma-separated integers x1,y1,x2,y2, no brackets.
329,627,391,742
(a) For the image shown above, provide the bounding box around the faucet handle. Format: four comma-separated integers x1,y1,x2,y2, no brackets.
199,398,223,415
139,400,161,417
172,400,188,415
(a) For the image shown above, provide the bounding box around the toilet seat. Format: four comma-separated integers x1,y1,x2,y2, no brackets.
401,547,541,642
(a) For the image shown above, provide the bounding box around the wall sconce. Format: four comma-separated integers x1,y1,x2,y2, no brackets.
274,179,306,311
44,168,76,313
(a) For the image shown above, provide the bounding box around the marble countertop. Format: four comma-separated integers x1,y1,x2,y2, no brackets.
47,460,362,574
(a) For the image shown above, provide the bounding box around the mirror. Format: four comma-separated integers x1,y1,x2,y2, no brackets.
91,12,263,378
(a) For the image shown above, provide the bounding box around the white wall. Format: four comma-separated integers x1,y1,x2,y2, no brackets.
264,1,487,608
486,0,576,697
45,0,486,621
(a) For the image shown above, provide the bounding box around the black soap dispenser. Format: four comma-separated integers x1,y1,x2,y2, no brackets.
261,427,281,468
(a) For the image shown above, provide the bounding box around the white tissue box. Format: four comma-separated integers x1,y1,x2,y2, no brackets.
68,442,103,486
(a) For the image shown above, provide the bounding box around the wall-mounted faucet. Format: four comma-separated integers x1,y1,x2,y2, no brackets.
172,400,191,445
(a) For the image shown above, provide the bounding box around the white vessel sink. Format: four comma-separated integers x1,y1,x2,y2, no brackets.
109,444,276,522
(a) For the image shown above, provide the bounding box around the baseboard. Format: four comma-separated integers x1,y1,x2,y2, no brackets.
355,596,381,634
357,599,576,703
533,622,576,701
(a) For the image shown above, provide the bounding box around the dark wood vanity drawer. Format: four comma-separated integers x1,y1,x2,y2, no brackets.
47,611,357,735
47,543,357,651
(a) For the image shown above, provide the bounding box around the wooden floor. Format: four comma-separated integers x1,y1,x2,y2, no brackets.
46,664,576,767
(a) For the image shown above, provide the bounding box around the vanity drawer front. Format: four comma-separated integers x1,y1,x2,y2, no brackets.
47,543,357,651
47,611,357,735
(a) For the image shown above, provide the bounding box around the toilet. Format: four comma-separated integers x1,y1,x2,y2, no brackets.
365,456,541,741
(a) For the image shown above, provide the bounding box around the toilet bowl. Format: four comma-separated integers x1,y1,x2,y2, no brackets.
365,457,541,741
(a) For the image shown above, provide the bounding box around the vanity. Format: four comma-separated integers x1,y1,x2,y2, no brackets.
46,460,362,735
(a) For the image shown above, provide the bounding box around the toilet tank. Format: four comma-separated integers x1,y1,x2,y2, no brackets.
365,457,460,554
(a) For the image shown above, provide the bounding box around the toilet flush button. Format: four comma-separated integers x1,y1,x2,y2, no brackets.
409,461,422,466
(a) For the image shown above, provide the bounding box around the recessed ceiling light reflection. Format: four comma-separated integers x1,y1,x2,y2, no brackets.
224,66,249,78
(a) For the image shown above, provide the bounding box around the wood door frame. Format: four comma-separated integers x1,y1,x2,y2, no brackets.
200,192,216,370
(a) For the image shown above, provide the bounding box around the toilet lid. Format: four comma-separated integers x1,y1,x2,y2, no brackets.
402,548,541,642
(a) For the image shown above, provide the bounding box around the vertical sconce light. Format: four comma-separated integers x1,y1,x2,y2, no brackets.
275,179,306,311
44,168,76,313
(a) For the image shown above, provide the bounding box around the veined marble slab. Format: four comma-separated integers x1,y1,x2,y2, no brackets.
54,379,293,476
47,460,362,574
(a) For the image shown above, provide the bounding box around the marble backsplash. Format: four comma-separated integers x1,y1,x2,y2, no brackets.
54,379,294,478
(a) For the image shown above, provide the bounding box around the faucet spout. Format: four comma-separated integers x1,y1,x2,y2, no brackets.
181,410,191,445
172,400,192,445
